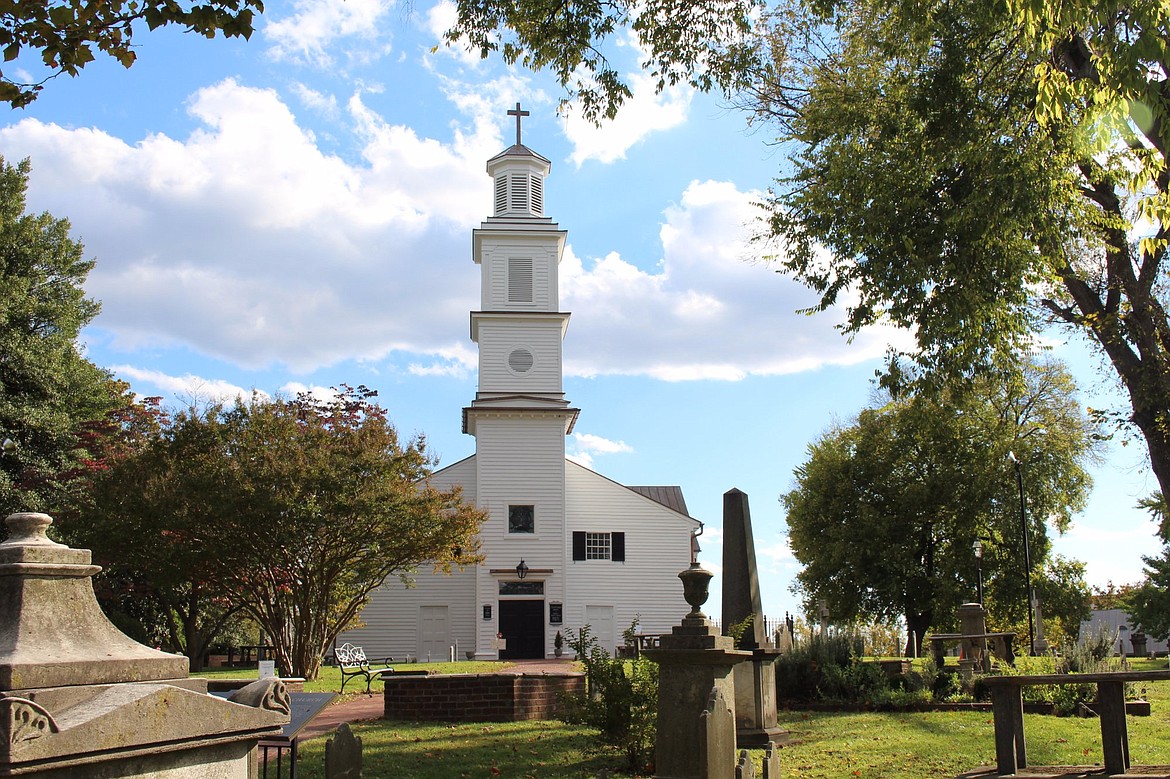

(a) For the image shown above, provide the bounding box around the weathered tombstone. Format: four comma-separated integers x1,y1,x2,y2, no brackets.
0,512,288,777
735,748,755,779
761,742,781,779
326,722,363,778
646,561,747,779
774,624,793,655
698,686,735,779
721,489,787,748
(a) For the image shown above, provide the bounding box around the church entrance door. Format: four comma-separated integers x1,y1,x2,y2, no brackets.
499,600,544,659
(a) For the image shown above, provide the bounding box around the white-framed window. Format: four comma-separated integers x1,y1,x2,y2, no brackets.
573,531,625,562
585,532,611,560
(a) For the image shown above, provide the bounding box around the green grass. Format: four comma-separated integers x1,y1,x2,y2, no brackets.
283,657,1170,778
295,720,613,779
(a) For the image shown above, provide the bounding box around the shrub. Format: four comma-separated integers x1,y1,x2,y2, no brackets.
1061,625,1119,672
776,633,893,705
560,622,657,774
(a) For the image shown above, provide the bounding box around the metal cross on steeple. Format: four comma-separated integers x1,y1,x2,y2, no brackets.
507,102,530,146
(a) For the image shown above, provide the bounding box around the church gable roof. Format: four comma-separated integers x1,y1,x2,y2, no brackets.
626,485,690,517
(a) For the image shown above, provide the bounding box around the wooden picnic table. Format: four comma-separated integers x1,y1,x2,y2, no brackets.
981,670,1170,776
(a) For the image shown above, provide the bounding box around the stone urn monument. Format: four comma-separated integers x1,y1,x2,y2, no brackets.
0,512,289,777
645,561,749,779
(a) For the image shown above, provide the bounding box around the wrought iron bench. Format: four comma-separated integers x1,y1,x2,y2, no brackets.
334,643,429,694
334,643,393,694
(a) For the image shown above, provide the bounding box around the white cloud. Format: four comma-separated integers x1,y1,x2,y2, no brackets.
264,0,397,67
407,349,476,378
562,75,691,166
279,382,343,403
558,29,693,166
561,179,907,380
112,366,265,405
1,79,494,373
291,83,341,119
573,433,634,455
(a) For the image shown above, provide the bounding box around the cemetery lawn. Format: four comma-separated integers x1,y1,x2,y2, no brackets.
289,658,1170,778
295,719,613,779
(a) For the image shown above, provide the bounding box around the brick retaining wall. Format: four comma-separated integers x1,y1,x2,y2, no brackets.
383,672,586,722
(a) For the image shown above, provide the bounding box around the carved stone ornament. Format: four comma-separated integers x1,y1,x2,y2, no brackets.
228,678,291,716
1,697,58,744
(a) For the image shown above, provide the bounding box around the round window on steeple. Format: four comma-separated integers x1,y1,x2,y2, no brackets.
507,348,535,375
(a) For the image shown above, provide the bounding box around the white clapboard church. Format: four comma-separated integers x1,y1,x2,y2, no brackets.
338,106,700,660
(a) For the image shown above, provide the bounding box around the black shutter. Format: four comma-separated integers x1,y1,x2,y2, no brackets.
572,531,586,561
611,532,625,562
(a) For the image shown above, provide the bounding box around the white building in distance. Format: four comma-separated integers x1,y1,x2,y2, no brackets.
338,106,700,660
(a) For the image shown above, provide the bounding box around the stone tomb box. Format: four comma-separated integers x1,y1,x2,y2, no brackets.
0,512,288,777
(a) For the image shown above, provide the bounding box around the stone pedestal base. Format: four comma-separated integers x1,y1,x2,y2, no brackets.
733,648,790,748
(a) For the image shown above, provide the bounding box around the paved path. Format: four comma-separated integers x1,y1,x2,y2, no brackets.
298,659,579,742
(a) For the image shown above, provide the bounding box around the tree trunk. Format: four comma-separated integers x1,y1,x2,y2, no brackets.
905,611,932,658
1051,177,1170,506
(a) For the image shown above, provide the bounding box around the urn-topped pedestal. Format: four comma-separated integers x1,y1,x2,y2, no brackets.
645,563,749,779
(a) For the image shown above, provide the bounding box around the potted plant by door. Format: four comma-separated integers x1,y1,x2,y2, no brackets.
554,631,564,658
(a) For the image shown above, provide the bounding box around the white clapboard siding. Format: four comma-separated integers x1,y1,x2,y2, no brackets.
335,567,477,661
563,462,697,640
476,320,564,392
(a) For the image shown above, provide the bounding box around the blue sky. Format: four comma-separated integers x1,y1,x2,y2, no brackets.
0,0,1160,621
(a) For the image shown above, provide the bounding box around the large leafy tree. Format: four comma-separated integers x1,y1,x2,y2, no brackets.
757,0,1170,502
0,155,127,516
68,403,251,671
0,0,263,107
782,360,1094,655
76,386,487,679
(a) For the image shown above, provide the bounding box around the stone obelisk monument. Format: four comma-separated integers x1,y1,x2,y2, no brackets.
721,488,787,747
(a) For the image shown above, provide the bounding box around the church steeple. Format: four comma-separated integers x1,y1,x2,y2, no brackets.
463,104,577,437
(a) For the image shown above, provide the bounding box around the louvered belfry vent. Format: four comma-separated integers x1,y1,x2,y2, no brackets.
530,175,543,215
510,174,528,212
494,176,508,215
508,257,534,303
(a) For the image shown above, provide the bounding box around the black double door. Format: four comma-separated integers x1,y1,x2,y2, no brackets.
498,600,545,659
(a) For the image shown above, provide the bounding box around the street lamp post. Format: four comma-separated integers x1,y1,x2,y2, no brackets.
1008,451,1036,656
973,539,984,607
